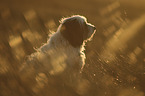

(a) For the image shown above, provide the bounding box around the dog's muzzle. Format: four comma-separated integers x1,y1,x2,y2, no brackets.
86,23,96,39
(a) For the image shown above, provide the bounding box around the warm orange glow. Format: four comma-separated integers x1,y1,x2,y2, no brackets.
0,0,144,96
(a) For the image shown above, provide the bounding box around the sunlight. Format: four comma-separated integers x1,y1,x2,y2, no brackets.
100,13,145,62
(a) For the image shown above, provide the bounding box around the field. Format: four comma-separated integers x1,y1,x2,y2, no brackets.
0,0,145,96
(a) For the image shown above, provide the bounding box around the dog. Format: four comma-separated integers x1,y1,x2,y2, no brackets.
18,15,96,96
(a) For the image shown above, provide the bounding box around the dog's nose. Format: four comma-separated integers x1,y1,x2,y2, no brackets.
93,26,96,30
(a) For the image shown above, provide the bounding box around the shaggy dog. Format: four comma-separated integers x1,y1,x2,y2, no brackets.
19,15,96,95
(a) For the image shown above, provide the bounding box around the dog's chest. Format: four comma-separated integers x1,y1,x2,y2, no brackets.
47,47,81,75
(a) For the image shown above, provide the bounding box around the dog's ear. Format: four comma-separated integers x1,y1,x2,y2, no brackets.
60,18,84,47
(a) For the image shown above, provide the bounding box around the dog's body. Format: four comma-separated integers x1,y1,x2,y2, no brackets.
19,15,96,95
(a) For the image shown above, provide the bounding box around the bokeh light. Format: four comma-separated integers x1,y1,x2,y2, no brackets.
0,0,144,96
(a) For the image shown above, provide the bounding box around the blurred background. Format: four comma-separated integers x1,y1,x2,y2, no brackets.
0,0,145,96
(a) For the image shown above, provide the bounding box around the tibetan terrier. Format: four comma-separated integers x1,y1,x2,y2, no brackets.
19,15,96,95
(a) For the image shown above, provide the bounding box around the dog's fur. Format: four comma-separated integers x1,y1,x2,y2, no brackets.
19,15,96,95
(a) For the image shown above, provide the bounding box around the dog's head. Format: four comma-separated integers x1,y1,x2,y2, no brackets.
59,15,96,47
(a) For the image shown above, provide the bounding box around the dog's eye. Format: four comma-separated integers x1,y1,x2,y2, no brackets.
84,23,88,30
83,22,88,27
